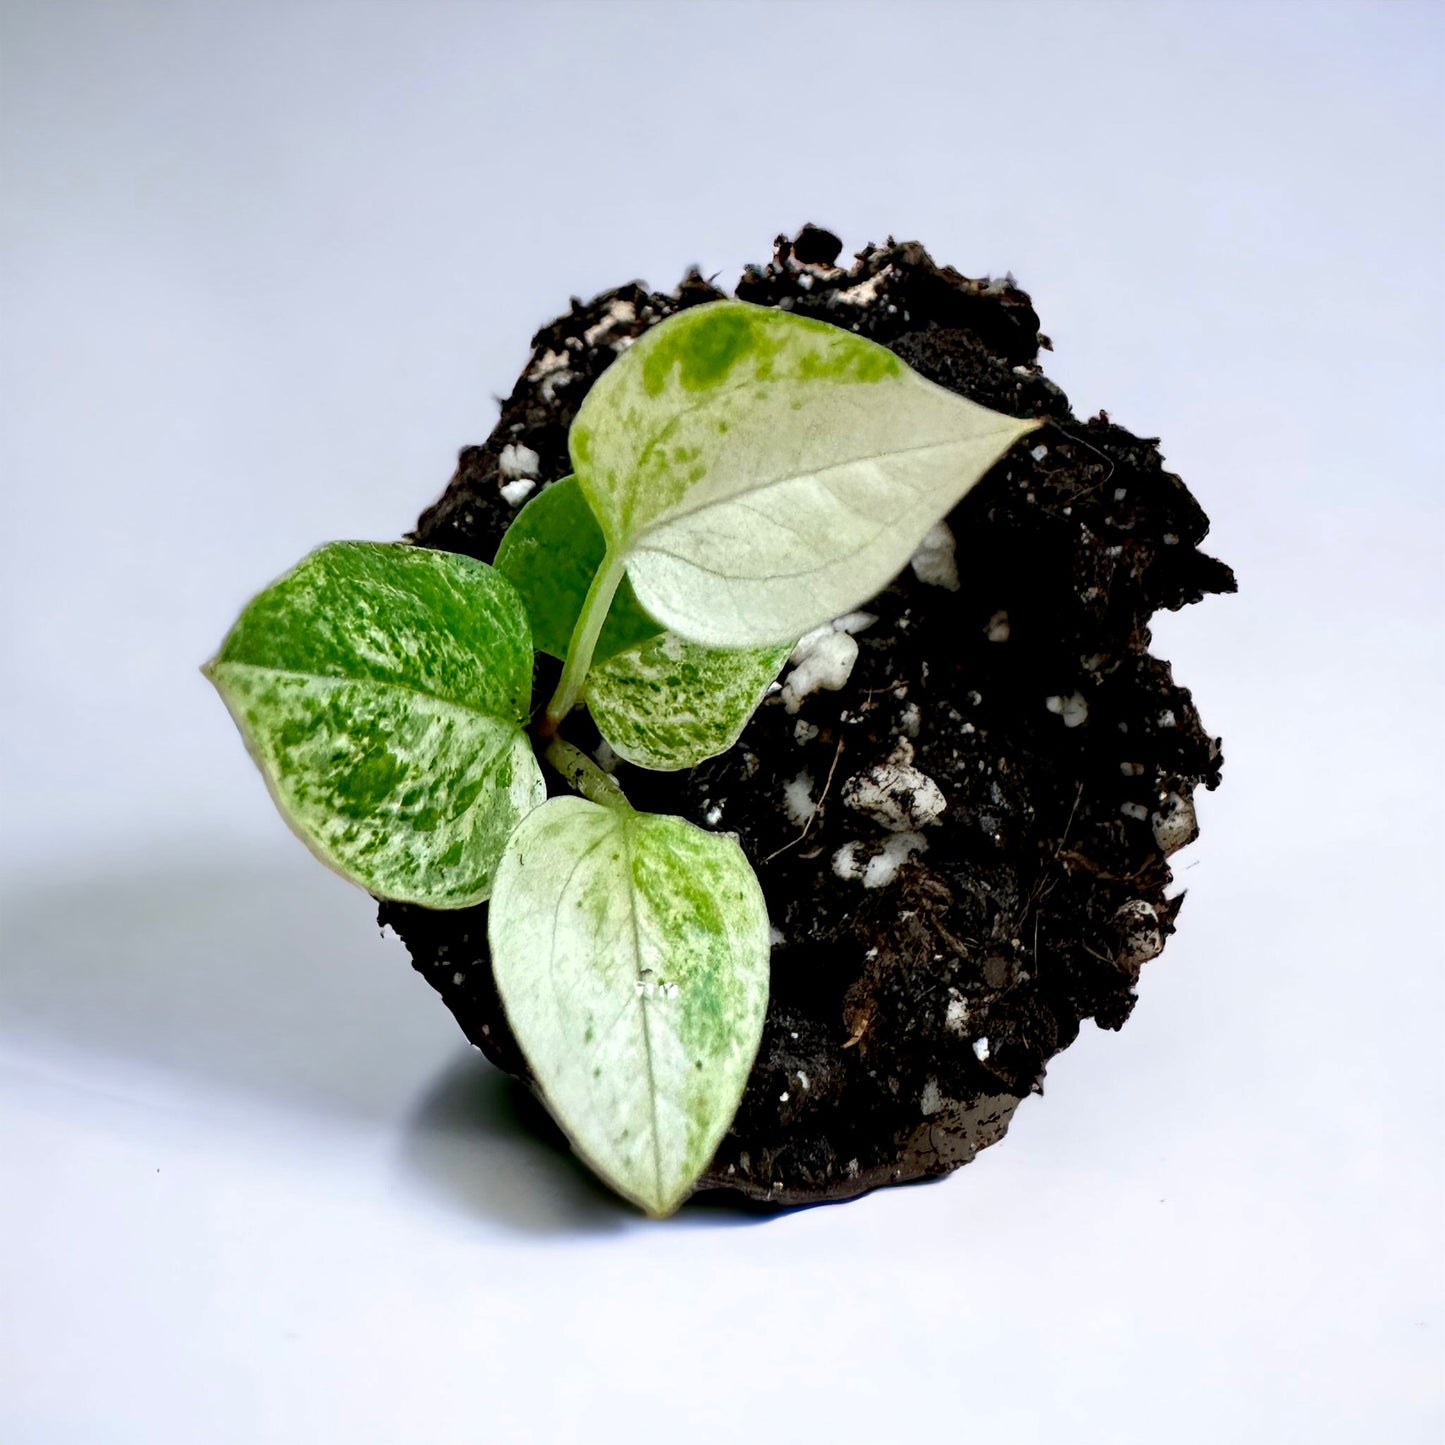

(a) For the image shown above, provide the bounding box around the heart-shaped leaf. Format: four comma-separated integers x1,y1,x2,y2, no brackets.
493,475,661,662
489,795,771,1216
569,300,1041,647
586,630,791,771
204,542,544,908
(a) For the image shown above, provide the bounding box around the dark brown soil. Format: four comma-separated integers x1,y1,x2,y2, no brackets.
379,227,1235,1207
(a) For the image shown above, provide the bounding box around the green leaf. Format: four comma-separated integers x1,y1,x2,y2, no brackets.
586,631,791,771
204,542,544,908
569,299,1042,647
489,796,771,1216
493,475,661,662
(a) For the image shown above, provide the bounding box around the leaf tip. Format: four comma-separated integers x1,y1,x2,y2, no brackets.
636,1177,692,1219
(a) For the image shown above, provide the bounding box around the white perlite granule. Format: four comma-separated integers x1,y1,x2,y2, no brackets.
832,831,928,888
986,609,1011,642
842,762,946,832
782,771,815,827
832,610,877,636
497,443,540,479
498,479,536,505
582,298,637,348
527,348,574,402
1045,691,1089,728
1114,900,1163,966
909,520,960,590
828,266,892,308
1151,792,1197,854
781,625,858,713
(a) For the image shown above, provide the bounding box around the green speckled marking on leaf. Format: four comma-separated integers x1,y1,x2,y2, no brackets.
205,542,543,907
640,304,769,396
489,797,770,1217
493,476,661,662
568,300,1040,648
587,631,791,771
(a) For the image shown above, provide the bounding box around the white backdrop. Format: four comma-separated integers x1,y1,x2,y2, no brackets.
3,2,1441,1441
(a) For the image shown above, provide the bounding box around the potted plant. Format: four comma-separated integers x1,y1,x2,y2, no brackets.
206,228,1233,1215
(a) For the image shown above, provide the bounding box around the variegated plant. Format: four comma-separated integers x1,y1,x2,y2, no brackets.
206,301,1040,1215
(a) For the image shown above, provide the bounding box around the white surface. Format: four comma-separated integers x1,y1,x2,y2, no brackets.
2,2,1442,1440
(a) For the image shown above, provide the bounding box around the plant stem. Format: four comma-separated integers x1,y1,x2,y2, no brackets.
543,548,626,732
544,737,631,810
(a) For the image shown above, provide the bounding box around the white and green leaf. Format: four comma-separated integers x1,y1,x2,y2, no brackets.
569,300,1041,647
586,631,791,771
204,542,544,908
489,796,771,1216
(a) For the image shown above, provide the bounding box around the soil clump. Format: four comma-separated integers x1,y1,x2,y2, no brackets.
380,226,1235,1205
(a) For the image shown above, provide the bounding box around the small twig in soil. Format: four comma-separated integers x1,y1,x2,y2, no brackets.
762,735,846,865
1058,848,1154,886
1054,782,1086,857
842,1001,873,1050
1040,420,1119,509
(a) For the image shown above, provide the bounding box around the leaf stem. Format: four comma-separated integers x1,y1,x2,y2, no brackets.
544,737,631,810
543,547,627,731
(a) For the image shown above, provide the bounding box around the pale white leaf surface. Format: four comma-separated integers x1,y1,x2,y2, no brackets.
489,796,771,1216
570,300,1041,646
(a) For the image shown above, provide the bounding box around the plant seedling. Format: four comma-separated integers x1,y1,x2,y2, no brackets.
206,300,1040,1215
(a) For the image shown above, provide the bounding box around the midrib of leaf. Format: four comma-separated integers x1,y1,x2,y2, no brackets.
210,660,525,729
635,523,884,585
546,830,612,1011
623,817,667,1209
632,424,1031,541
